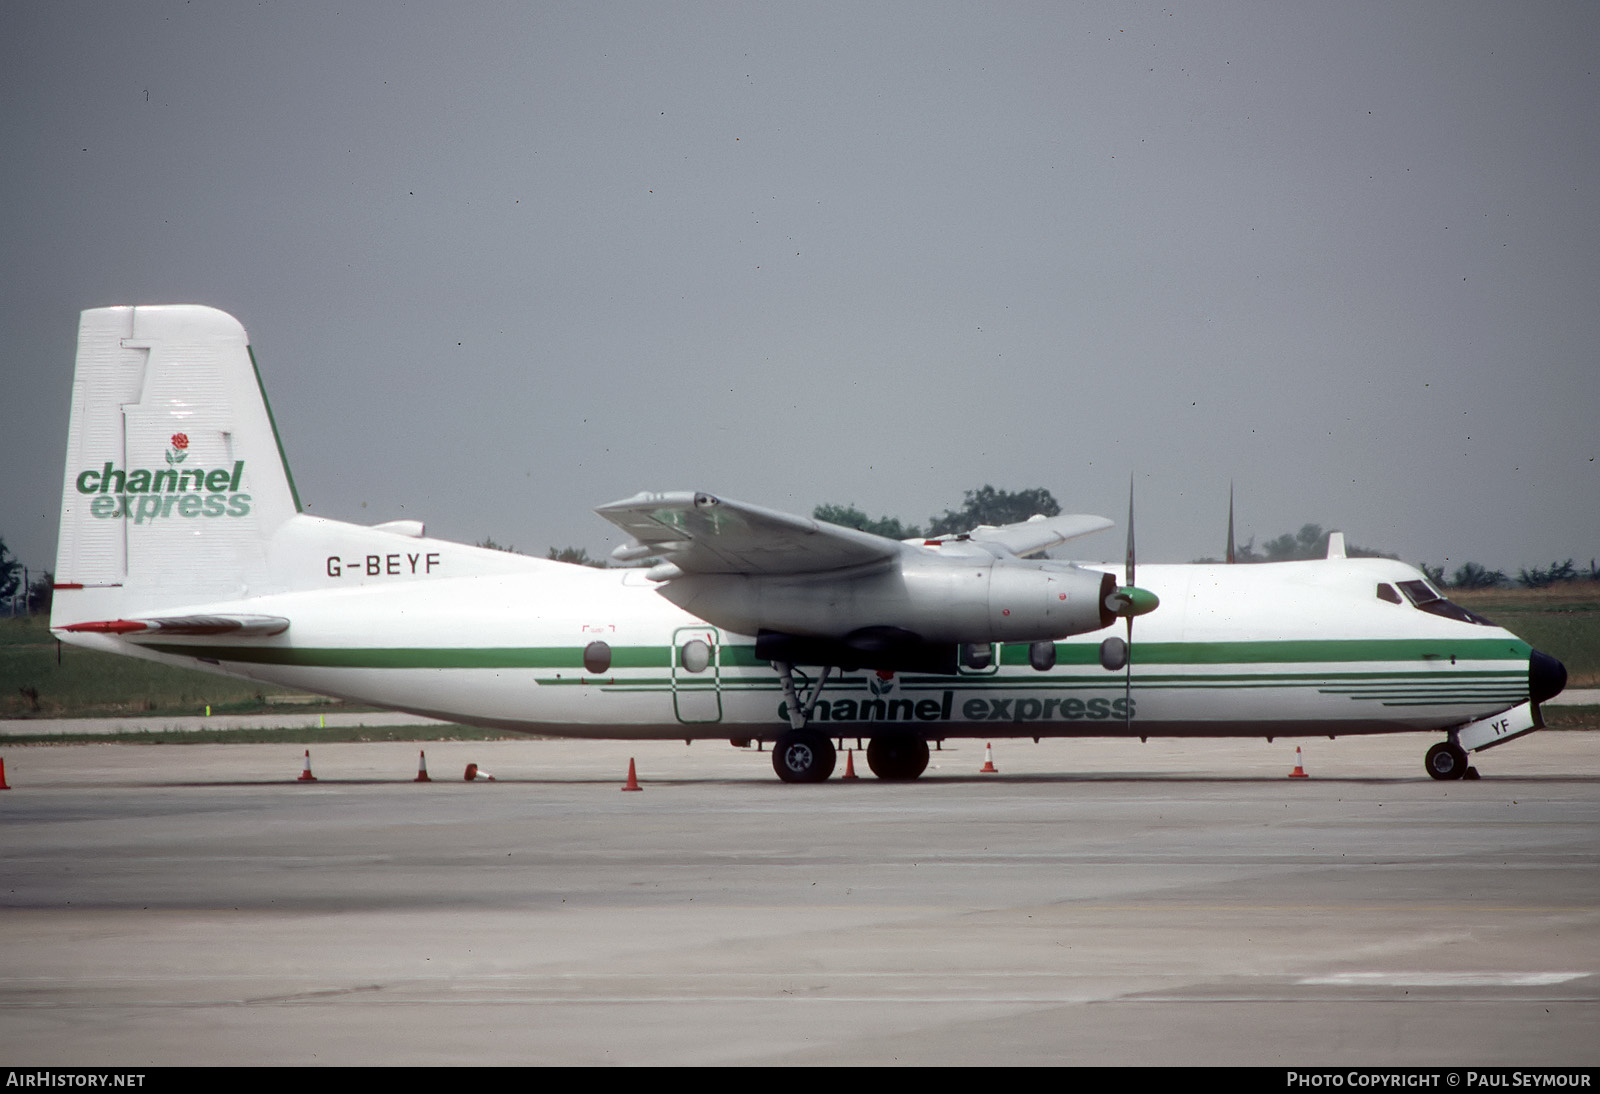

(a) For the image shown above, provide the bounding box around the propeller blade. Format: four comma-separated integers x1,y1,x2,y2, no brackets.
1125,475,1136,591
1124,614,1133,729
1226,482,1236,565
1125,476,1136,730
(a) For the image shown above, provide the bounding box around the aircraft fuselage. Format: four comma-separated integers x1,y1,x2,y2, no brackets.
62,516,1546,746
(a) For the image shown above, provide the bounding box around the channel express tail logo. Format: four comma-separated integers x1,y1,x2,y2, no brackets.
76,435,252,524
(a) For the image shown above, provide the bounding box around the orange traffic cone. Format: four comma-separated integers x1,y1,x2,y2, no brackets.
980,742,998,773
622,757,642,791
0,757,10,790
414,750,431,783
1289,746,1309,778
841,749,859,779
464,763,495,782
297,749,317,782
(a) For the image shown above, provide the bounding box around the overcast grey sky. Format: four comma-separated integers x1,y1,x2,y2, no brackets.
3,1,1596,579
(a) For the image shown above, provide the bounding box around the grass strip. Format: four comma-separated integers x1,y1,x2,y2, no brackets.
0,724,528,746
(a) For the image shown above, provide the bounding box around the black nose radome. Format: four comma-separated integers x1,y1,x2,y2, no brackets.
1529,648,1567,706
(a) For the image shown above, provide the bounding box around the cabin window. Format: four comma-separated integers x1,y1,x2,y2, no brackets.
1396,580,1495,626
583,641,612,674
1376,583,1402,604
679,639,712,673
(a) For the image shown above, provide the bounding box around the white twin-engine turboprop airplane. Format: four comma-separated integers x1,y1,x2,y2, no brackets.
52,306,1567,782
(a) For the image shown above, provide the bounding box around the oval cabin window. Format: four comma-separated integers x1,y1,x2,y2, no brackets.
583,641,612,675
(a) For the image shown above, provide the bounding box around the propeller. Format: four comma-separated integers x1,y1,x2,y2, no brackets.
1104,476,1160,728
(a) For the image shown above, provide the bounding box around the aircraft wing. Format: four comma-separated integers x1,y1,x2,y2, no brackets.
964,513,1115,557
596,492,901,575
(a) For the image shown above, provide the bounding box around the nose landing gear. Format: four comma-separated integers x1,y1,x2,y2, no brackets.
1424,740,1473,781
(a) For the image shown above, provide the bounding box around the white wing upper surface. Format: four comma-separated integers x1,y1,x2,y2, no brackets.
596,492,901,575
597,492,1114,576
964,513,1115,558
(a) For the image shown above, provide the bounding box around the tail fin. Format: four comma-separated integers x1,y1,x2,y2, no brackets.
53,306,301,625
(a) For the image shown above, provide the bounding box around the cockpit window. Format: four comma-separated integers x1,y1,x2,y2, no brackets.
1396,580,1495,626
1376,583,1402,604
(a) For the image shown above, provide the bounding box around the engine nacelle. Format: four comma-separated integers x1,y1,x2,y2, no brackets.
654,555,1115,645
982,559,1118,642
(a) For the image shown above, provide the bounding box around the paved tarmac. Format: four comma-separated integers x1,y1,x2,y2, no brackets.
0,733,1595,1066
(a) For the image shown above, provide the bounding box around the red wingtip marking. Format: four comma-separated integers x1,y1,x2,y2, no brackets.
61,620,149,634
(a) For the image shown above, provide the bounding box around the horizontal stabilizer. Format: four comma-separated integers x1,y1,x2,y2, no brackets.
61,613,290,637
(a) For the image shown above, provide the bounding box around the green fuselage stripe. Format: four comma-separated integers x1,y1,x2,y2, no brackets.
139,636,1531,672
1002,638,1530,666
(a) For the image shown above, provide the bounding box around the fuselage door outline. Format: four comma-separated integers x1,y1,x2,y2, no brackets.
671,625,723,724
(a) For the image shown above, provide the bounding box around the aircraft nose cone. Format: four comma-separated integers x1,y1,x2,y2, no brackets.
1529,648,1567,706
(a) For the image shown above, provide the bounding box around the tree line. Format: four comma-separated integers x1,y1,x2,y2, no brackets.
1194,523,1396,565
1422,558,1600,590
814,485,1064,541
0,539,52,615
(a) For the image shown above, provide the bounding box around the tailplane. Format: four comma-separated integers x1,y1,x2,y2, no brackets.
53,306,302,627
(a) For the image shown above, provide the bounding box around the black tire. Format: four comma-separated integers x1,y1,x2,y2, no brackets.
1424,741,1468,781
772,730,836,783
866,735,930,780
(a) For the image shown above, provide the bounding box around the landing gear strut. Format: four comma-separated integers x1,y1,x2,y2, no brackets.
1425,740,1469,781
774,661,833,730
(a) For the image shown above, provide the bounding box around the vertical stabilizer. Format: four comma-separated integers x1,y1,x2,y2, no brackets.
54,306,301,624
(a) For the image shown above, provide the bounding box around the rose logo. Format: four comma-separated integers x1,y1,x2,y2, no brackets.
166,432,190,465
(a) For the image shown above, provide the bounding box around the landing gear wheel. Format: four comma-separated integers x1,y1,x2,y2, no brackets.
1425,741,1469,781
866,736,930,780
773,730,836,783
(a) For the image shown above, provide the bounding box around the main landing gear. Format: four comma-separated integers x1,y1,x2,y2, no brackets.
771,729,932,783
866,735,929,780
768,661,932,783
1424,740,1476,781
772,729,836,783
770,660,840,783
